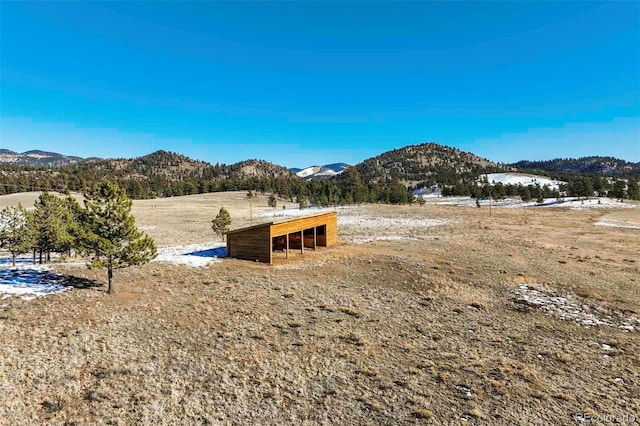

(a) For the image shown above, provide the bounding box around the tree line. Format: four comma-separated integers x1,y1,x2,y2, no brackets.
444,176,639,201
2,161,638,207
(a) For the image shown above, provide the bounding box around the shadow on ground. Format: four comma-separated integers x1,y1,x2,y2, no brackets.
186,247,227,258
0,269,101,297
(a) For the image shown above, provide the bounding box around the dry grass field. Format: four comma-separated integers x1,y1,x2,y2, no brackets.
0,192,639,425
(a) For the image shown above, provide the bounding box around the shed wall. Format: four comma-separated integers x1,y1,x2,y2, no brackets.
226,226,271,263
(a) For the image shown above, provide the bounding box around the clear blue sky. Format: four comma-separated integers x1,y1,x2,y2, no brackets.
1,1,638,167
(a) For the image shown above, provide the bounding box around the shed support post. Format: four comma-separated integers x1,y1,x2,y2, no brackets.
313,227,316,250
286,233,289,259
300,230,304,255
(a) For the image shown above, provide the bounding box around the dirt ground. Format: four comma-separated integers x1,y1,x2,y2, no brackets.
0,192,639,425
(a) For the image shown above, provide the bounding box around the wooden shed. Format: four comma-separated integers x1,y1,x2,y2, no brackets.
226,212,338,264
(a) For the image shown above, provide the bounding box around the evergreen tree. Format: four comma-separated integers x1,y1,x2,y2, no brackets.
268,194,277,208
211,207,232,241
627,179,640,200
0,204,35,266
78,181,157,294
32,192,75,263
298,196,309,209
520,186,532,202
610,180,627,201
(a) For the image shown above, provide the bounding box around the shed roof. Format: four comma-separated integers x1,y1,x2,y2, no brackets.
226,211,337,235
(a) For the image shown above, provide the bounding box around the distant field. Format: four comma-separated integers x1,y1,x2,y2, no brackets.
0,191,639,424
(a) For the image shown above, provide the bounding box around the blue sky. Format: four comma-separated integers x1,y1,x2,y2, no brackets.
1,2,638,167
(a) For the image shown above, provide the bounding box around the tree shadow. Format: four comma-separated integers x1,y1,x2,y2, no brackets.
58,274,102,290
0,268,101,296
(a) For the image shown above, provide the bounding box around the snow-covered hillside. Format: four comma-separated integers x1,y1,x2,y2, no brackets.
292,163,351,180
479,173,566,190
295,166,322,178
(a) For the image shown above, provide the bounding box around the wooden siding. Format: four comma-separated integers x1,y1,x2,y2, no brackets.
226,212,338,264
226,225,271,263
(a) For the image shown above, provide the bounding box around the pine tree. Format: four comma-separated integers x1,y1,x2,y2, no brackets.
0,204,35,266
298,196,309,209
520,186,532,202
32,192,75,263
211,207,232,241
78,181,157,294
610,180,627,201
268,194,277,208
627,179,640,200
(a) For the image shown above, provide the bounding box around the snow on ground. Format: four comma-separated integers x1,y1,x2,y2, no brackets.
350,235,421,244
0,263,70,301
338,208,450,243
153,242,226,267
0,241,226,303
480,172,566,190
257,206,450,243
513,284,639,331
425,196,639,210
595,220,640,230
559,198,638,210
338,212,448,230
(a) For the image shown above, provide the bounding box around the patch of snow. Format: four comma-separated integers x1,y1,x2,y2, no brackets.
480,172,566,190
423,196,638,210
0,268,71,300
0,257,42,268
455,385,473,397
513,285,638,331
338,214,448,230
351,236,420,244
564,198,638,210
295,166,321,178
595,221,640,230
153,242,226,267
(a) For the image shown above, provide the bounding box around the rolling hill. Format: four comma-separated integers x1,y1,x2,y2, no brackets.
354,142,507,186
0,150,295,198
512,157,640,177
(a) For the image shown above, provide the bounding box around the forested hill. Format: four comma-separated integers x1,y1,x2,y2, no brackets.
512,157,640,178
0,150,295,198
355,142,509,187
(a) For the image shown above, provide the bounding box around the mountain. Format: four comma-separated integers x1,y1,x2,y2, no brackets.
512,157,640,177
71,150,294,182
231,159,296,179
291,163,351,180
355,142,506,186
0,149,86,167
0,150,295,198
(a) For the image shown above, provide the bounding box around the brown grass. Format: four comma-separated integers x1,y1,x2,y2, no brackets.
0,192,639,424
